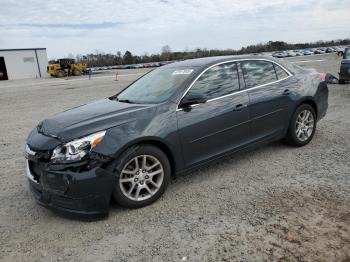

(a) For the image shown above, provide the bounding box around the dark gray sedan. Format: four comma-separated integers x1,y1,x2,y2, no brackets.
339,47,350,84
26,55,328,217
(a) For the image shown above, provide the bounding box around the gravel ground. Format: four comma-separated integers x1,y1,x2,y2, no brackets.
0,54,349,262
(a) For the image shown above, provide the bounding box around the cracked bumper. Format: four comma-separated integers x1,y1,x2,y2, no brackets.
26,160,115,218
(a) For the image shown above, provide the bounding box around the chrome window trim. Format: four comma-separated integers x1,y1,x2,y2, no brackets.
176,58,292,112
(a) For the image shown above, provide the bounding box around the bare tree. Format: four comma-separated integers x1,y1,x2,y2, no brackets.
67,38,350,67
161,45,171,61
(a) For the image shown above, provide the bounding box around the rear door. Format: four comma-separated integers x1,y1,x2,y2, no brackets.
239,60,295,142
176,62,250,167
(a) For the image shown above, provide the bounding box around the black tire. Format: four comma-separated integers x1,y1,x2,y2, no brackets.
56,70,65,78
112,144,171,208
338,79,346,84
285,104,317,147
73,69,82,76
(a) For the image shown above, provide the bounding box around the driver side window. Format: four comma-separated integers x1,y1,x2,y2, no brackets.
185,62,240,101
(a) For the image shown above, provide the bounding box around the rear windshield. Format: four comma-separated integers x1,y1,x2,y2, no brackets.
117,67,196,104
344,49,350,59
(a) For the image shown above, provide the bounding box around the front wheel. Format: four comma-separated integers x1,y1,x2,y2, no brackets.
285,104,317,147
73,69,82,76
112,145,171,208
56,70,65,78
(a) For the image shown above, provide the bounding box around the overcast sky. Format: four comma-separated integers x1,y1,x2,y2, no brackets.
1,0,349,58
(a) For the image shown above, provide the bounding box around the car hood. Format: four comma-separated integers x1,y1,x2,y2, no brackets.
38,98,157,142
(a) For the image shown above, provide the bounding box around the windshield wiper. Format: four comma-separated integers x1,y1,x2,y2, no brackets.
117,98,134,103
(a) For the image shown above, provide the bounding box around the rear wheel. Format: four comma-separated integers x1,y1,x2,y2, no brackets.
285,104,316,147
338,79,346,84
112,145,171,208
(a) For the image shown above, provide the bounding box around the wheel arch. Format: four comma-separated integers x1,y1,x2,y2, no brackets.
296,98,318,119
285,98,318,136
114,137,177,177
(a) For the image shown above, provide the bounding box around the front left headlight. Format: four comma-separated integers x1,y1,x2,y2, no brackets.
51,131,106,163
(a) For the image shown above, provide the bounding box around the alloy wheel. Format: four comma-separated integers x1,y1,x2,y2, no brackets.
295,109,315,142
119,155,164,201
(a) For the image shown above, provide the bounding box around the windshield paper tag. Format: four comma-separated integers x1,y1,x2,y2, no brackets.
172,69,194,75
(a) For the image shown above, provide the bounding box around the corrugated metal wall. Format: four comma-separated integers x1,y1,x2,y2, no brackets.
0,49,49,80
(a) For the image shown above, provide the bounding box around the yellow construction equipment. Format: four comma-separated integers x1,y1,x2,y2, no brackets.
47,58,87,77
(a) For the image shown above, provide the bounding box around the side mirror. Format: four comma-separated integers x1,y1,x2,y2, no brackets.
179,95,207,110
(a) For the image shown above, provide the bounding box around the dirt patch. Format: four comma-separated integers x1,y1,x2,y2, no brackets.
205,187,350,261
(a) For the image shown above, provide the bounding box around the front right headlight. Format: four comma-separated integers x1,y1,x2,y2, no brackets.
51,131,106,164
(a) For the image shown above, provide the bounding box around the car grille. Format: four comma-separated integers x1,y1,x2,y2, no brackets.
28,161,47,183
26,145,51,184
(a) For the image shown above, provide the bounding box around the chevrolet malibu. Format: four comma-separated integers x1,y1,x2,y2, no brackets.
26,55,328,217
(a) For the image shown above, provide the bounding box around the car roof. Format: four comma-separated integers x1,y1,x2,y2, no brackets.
165,54,280,69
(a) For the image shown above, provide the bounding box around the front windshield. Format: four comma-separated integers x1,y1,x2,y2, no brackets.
117,67,196,104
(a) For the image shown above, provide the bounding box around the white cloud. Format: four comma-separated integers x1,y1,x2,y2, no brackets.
0,0,349,57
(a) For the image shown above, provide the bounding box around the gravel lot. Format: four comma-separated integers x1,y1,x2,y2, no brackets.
0,54,349,262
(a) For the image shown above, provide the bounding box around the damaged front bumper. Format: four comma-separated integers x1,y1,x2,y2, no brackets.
25,146,116,218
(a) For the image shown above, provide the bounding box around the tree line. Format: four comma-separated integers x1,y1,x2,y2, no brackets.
50,38,350,67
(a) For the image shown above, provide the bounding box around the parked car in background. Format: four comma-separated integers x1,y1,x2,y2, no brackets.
314,49,326,54
145,63,158,68
326,47,335,53
293,50,303,56
335,47,345,57
25,55,328,217
159,61,174,66
272,52,288,58
339,47,350,84
302,49,313,55
286,51,297,57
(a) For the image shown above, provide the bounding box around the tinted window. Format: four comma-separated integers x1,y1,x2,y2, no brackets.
185,63,239,101
241,60,277,88
117,67,195,103
344,48,350,59
274,64,289,79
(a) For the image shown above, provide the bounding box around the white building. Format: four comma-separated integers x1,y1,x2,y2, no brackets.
0,48,49,80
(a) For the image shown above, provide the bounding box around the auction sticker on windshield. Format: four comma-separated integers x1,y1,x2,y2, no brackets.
172,69,194,75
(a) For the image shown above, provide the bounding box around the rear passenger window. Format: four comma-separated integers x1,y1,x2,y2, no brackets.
274,64,289,79
185,62,239,101
241,61,277,88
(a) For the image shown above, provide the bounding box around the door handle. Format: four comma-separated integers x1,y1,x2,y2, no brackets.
234,104,247,111
283,89,291,95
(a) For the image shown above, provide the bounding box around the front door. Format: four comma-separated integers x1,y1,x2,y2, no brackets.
176,62,250,167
